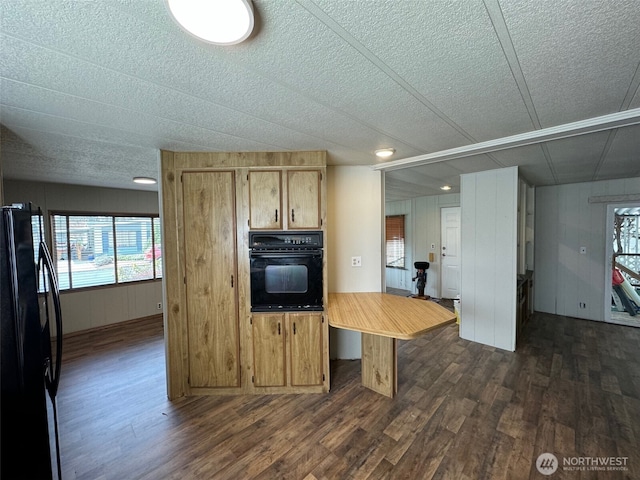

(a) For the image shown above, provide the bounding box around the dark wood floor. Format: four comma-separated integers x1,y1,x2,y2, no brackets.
57,312,640,479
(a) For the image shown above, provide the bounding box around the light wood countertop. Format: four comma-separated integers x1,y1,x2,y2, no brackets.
328,292,456,340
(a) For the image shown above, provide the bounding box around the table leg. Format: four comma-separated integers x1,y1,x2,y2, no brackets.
361,333,397,397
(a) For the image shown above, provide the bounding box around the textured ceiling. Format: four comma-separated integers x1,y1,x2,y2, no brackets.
1,0,639,201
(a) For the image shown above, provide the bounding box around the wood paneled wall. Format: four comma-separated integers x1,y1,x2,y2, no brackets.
534,177,640,321
460,167,518,352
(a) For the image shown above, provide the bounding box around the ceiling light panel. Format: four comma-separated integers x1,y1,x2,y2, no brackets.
166,0,254,45
375,148,395,158
133,176,157,184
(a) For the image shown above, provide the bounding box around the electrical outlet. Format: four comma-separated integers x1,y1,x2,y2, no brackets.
579,302,586,309
431,243,435,249
157,302,162,310
351,256,362,267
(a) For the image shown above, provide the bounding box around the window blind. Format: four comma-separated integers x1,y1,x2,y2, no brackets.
385,215,405,268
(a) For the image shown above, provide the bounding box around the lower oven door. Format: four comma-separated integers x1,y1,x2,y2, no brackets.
250,252,323,311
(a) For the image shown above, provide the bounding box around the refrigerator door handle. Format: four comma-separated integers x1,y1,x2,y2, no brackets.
39,240,64,480
39,241,63,397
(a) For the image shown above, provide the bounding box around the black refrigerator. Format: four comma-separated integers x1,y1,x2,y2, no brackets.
1,203,63,479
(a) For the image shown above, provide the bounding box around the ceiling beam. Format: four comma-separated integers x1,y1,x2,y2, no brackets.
374,108,640,172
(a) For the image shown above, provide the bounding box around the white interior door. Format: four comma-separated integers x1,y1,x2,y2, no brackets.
441,207,461,299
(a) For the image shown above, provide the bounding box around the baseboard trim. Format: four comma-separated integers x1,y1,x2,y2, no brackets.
63,314,163,339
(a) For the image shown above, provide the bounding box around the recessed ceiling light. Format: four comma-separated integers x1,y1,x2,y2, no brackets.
440,185,452,191
133,177,157,185
166,0,254,46
375,148,395,158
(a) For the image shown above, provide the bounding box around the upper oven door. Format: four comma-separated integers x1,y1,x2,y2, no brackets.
250,252,323,311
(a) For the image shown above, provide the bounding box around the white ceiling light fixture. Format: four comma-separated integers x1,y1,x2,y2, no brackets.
375,148,395,158
440,185,452,191
166,0,255,46
133,177,157,185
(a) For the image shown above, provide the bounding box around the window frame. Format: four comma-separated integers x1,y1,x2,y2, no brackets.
48,211,162,292
385,214,406,269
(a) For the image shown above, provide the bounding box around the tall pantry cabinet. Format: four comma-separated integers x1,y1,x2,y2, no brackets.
161,151,328,399
181,171,240,388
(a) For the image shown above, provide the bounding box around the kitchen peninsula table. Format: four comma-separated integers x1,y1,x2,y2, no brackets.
328,292,456,397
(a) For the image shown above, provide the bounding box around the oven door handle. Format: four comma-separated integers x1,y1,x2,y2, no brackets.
250,252,322,258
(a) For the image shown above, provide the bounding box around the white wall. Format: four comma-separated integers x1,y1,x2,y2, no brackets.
534,177,640,321
385,193,460,297
460,167,518,352
4,180,163,334
327,166,383,359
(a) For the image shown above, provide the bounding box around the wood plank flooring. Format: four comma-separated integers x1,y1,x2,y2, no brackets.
57,312,640,479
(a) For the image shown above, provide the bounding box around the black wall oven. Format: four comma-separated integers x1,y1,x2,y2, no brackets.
249,231,323,312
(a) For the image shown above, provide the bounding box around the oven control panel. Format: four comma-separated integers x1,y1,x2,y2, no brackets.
249,231,323,250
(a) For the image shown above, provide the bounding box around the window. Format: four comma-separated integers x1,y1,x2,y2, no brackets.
385,215,405,268
51,213,162,291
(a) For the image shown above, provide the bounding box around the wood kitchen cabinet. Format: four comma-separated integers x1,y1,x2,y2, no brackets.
251,312,324,389
161,150,327,399
182,170,240,389
248,169,322,230
289,313,324,386
287,170,321,229
251,314,286,387
248,170,282,230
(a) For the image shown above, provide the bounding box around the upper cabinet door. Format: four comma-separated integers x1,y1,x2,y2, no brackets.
287,170,321,229
248,170,282,230
182,170,240,389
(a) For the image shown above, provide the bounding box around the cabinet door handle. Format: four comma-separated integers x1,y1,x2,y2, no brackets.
275,209,278,222
293,322,296,335
231,275,234,287
278,322,281,335
291,209,295,222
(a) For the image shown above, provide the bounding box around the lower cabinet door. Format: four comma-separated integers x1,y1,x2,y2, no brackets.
252,314,286,387
289,313,323,386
